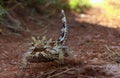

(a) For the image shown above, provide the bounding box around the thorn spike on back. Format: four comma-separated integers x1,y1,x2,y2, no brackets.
49,38,52,43
32,37,36,42
42,36,46,41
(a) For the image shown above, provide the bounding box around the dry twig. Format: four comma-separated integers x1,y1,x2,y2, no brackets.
105,45,120,62
47,67,75,78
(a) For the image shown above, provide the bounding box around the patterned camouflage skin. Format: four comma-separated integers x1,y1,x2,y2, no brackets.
21,10,73,68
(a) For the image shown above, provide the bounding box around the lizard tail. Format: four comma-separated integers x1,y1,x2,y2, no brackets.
58,10,68,45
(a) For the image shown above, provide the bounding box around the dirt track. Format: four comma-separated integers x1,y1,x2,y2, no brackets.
0,8,120,78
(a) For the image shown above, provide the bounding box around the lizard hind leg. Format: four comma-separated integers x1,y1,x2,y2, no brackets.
62,46,74,57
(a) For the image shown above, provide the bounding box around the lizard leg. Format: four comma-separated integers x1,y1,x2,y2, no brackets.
62,46,73,57
58,48,64,64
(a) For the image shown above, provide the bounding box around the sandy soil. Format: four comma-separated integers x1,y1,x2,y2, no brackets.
0,8,120,78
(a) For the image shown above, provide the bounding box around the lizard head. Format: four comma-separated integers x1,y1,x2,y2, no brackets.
30,36,53,52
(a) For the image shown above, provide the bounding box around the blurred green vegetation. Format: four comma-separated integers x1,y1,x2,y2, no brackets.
0,5,7,16
69,0,91,12
103,0,120,18
0,0,120,31
89,0,120,18
0,0,92,13
0,5,7,21
19,0,65,9
0,0,120,17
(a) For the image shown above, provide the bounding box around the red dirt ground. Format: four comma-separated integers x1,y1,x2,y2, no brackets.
0,8,120,78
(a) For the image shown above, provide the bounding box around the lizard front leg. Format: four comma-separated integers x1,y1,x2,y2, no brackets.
58,48,64,65
21,51,33,69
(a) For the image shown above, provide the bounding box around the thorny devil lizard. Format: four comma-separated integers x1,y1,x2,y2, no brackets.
21,10,74,68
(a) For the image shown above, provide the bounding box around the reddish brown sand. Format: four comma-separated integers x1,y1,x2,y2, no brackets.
0,8,120,78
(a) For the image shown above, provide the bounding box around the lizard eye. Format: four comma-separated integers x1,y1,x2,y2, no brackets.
31,43,34,46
